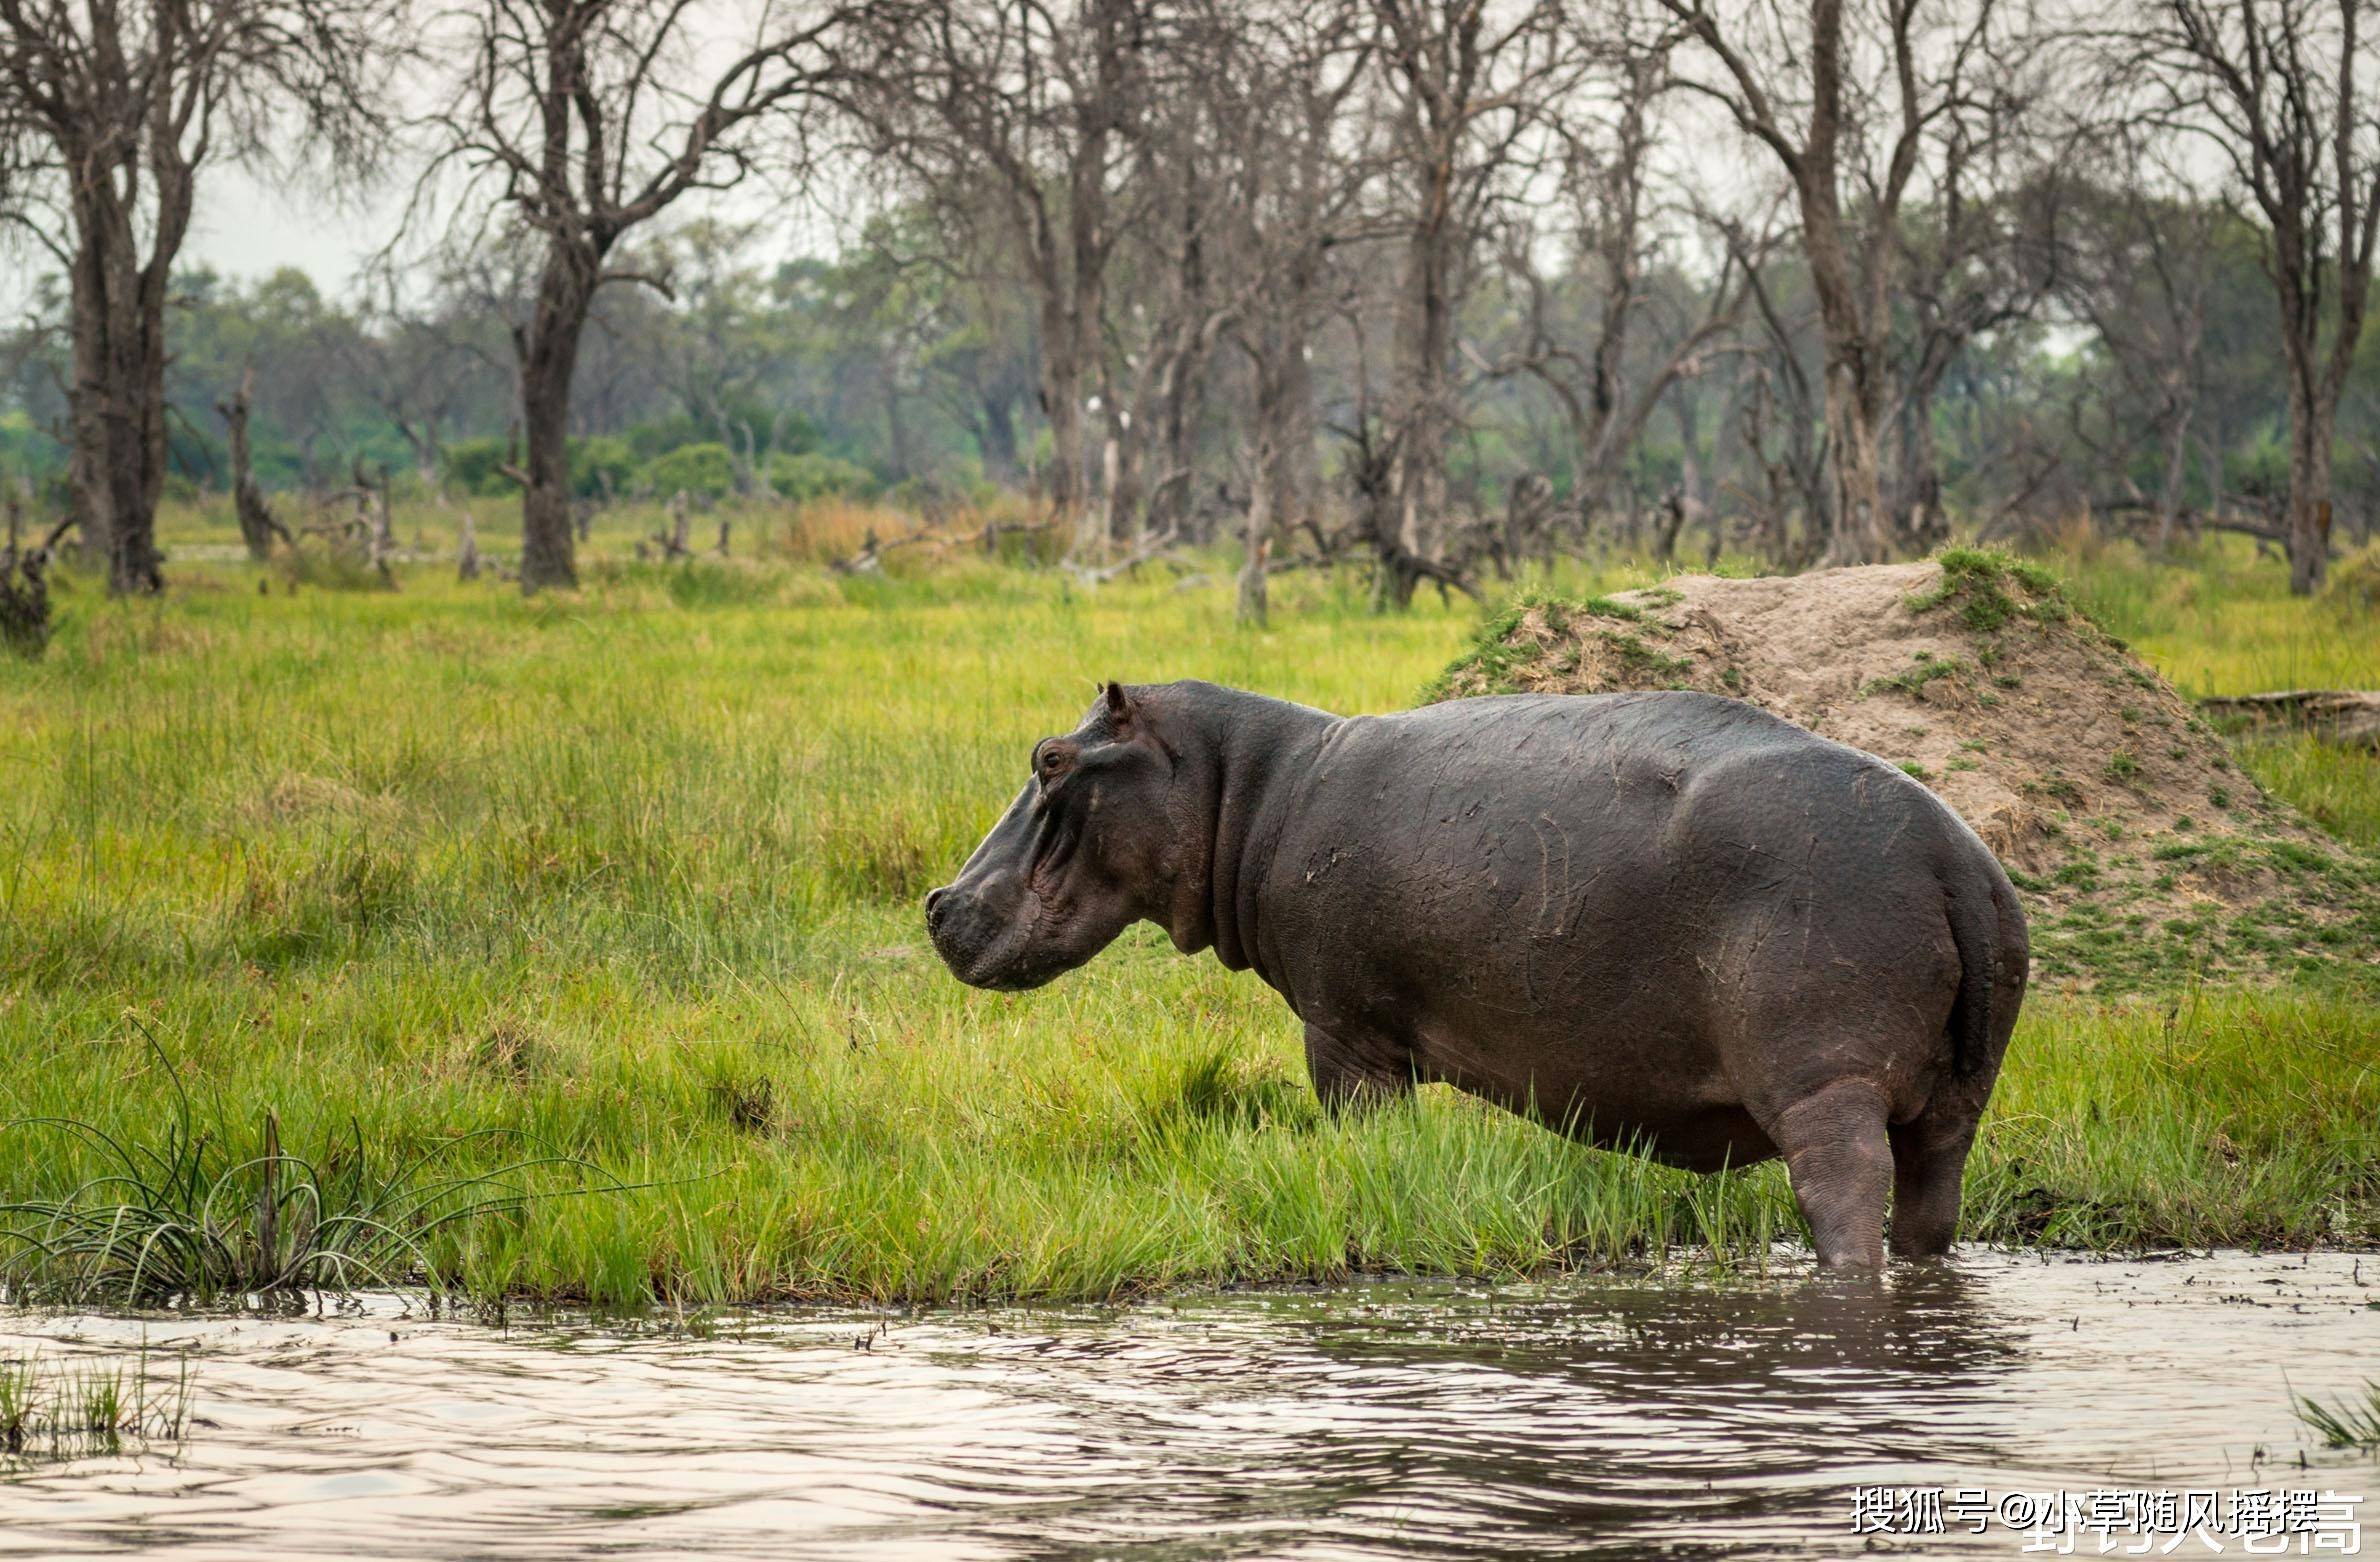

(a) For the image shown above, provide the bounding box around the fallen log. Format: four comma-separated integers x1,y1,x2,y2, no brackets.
1063,527,1182,586
830,517,1060,575
2199,690,2380,750
829,526,941,574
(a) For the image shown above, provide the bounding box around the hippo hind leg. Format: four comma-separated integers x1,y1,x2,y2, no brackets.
1761,1079,1893,1269
1886,1102,1981,1260
1302,1022,1415,1114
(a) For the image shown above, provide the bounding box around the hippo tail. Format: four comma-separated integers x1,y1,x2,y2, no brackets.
1943,859,2027,1084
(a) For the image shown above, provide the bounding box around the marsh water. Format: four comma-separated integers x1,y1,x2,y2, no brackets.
0,1251,2372,1559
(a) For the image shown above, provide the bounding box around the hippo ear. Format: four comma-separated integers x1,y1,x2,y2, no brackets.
1102,680,1136,730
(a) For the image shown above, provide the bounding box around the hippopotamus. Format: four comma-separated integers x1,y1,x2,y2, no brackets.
924,681,2027,1268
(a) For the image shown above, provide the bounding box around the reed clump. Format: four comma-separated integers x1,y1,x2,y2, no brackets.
1,1033,637,1307
0,1348,191,1463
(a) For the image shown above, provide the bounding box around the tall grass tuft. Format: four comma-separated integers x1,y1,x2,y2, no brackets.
0,1347,191,1462
2297,1379,2380,1450
0,1032,634,1306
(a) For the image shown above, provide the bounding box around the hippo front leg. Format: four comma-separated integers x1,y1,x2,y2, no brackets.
1302,1022,1415,1114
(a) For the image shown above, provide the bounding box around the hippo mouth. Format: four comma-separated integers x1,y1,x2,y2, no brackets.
943,812,1091,989
928,880,1080,991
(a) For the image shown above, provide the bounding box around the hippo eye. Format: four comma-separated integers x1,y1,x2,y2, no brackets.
1037,744,1071,780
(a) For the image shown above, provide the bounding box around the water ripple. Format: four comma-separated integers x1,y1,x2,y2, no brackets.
0,1252,2372,1558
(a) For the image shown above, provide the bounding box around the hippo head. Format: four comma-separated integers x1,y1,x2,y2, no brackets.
925,682,1192,990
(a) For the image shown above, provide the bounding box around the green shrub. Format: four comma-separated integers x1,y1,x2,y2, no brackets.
636,442,739,502
769,451,878,503
443,436,518,497
444,435,648,498
572,435,638,500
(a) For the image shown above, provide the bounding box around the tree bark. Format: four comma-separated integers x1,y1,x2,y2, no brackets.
516,248,598,593
2154,403,2195,554
1820,360,1888,565
2286,381,2337,595
1895,379,1946,553
1038,285,1088,528
978,392,1019,482
65,214,172,595
1237,426,1272,628
1273,323,1318,534
1384,193,1455,608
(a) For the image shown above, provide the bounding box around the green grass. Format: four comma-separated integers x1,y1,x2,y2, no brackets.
2297,1379,2380,1450
0,1029,638,1307
0,1348,191,1463
0,520,2373,1309
2056,533,2380,850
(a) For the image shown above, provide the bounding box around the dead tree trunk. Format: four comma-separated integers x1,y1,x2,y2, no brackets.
650,490,693,560
217,369,290,562
360,458,396,572
2201,690,2380,749
457,508,481,581
0,497,73,658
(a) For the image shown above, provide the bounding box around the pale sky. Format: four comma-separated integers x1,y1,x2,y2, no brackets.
0,167,396,317
186,166,398,294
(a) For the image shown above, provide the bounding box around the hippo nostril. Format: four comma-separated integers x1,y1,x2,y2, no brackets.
924,886,948,926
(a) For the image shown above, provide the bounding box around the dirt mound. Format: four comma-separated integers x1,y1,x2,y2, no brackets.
1427,551,2379,988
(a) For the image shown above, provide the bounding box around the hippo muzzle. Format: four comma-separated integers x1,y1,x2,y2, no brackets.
924,861,1064,991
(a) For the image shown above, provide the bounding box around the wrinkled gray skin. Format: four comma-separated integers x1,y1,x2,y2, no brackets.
925,681,2028,1268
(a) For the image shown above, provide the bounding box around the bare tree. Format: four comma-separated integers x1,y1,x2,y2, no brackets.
350,269,507,491
2124,0,2380,593
1886,67,2063,551
852,0,1150,547
1729,210,1834,564
2053,133,2222,550
1098,89,1224,550
1473,37,1748,533
1366,0,1572,605
659,219,806,495
218,365,292,559
1658,0,2047,564
1197,0,1378,625
0,0,393,593
413,0,860,591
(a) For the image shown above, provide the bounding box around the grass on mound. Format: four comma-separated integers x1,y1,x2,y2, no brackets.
0,525,2372,1308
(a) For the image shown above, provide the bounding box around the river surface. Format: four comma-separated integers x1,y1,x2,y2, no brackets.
0,1251,2373,1559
